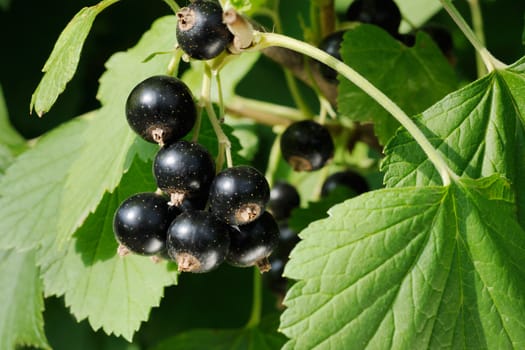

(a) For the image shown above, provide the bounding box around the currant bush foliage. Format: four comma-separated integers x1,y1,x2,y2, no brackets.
1,0,524,349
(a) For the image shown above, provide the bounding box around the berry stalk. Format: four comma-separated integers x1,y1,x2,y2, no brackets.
245,267,263,329
249,32,457,186
200,65,233,170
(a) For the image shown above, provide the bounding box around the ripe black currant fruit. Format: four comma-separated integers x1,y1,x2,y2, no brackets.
166,210,232,273
227,212,279,272
280,120,334,171
125,75,196,145
176,0,234,60
153,140,215,206
321,170,370,197
208,165,270,225
346,0,402,35
276,222,300,257
267,181,300,221
113,192,177,256
318,31,345,82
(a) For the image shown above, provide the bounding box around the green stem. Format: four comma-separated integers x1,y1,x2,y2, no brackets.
466,0,487,77
245,267,262,329
166,49,183,77
201,66,232,170
226,95,304,125
271,0,314,119
97,0,120,12
161,0,179,14
250,32,456,186
264,129,285,188
439,0,507,72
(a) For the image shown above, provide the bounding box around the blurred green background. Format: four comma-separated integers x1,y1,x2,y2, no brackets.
0,0,523,349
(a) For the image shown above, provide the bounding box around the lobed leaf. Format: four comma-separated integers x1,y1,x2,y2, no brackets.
0,249,49,350
0,115,91,251
337,25,458,144
281,176,525,349
382,56,525,226
41,158,177,341
30,0,120,116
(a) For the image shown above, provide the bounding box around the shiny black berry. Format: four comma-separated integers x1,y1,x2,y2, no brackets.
208,165,270,225
113,192,176,256
318,31,345,82
176,0,233,60
125,75,196,145
227,212,279,272
166,210,232,273
267,181,300,221
346,0,402,35
153,140,215,206
276,222,300,257
321,170,370,197
280,120,334,171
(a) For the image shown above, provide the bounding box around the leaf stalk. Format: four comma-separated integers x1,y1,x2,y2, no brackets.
439,0,507,72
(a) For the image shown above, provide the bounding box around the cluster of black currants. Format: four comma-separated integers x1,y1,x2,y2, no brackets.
113,73,279,273
318,0,455,83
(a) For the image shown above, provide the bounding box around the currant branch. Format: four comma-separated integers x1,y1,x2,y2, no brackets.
246,31,457,186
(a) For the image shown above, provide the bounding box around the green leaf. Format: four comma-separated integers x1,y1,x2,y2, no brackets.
396,0,443,31
228,0,269,14
382,57,525,226
0,145,15,177
0,84,25,152
30,0,120,116
281,176,525,349
153,316,286,350
0,115,91,251
337,26,458,144
0,249,49,350
41,157,177,341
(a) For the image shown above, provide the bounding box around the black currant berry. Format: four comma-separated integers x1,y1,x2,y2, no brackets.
153,140,215,206
276,222,300,257
318,31,345,82
227,212,279,272
280,120,334,171
208,165,270,225
321,170,370,197
113,192,177,256
166,210,232,273
346,0,402,35
176,0,234,60
125,75,196,145
267,181,300,221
